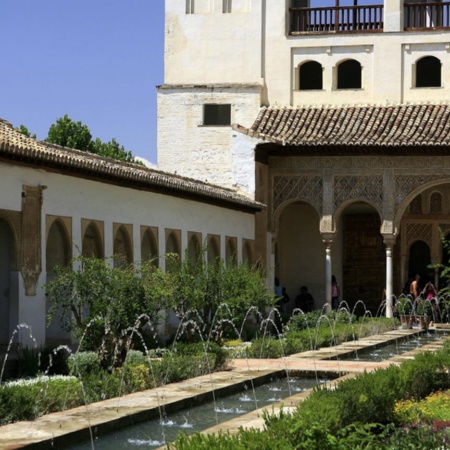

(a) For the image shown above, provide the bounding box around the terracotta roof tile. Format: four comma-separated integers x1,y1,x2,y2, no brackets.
234,103,450,148
0,118,264,212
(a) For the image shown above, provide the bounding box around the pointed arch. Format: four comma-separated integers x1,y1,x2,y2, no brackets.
207,234,220,265
113,225,133,268
141,227,159,267
0,218,17,346
188,232,202,267
242,239,254,265
82,221,103,259
225,236,237,266
46,219,71,273
166,229,181,257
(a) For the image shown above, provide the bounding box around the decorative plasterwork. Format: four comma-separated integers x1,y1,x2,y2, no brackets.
334,175,383,213
21,186,43,296
270,156,450,170
273,175,323,216
395,174,450,207
405,222,432,247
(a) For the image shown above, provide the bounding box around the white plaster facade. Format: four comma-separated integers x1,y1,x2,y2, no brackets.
0,126,260,347
158,0,450,316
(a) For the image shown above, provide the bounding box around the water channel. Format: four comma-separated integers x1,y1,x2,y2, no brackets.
53,330,450,449
67,376,327,449
331,329,449,361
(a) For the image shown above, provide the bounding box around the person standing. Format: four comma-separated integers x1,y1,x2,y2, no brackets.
332,275,340,310
409,274,420,299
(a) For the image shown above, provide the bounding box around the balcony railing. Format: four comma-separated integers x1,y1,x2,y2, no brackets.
290,5,383,34
404,2,450,30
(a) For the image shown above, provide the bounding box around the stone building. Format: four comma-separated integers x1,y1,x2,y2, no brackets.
0,119,262,347
158,0,450,315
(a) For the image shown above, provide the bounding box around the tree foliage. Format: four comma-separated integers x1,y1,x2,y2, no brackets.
45,114,141,163
45,256,167,369
163,248,275,342
46,114,93,151
15,124,36,139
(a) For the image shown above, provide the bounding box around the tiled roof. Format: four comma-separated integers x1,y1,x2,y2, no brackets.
234,103,450,147
0,118,264,212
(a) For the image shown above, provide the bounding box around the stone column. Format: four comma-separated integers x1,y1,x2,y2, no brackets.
383,235,397,318
322,234,334,311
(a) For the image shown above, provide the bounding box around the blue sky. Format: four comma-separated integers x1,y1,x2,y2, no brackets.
1,1,164,164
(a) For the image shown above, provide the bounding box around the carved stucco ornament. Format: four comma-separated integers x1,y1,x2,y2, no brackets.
21,186,43,296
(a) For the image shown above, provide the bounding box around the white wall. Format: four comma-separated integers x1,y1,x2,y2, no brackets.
157,85,261,195
0,162,256,345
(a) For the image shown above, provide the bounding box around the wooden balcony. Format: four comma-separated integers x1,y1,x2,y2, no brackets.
404,2,450,30
289,4,383,34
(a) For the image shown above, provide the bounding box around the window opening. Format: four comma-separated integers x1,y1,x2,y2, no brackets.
299,61,323,90
337,59,362,89
430,192,442,213
223,0,232,13
203,104,231,126
416,56,441,88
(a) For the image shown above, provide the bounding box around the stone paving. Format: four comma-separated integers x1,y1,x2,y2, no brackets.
0,328,449,450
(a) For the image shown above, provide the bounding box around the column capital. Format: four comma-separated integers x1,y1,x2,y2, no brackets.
382,233,397,247
321,232,336,245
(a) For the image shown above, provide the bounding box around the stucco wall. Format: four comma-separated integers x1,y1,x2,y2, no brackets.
0,162,256,345
157,85,261,195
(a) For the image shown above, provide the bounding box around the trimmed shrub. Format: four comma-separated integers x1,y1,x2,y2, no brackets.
68,352,101,377
0,376,81,425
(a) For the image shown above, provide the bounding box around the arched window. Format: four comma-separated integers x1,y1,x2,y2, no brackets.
0,219,15,346
430,192,442,214
410,195,422,214
299,61,323,90
47,220,71,272
166,231,181,256
188,234,201,268
225,237,237,266
141,228,158,267
46,219,71,342
207,235,220,265
416,56,441,88
242,240,254,265
113,226,132,268
82,222,103,259
337,59,362,89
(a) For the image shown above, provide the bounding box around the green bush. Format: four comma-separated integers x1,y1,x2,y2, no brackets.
68,352,101,377
124,349,148,366
0,376,81,425
175,342,229,370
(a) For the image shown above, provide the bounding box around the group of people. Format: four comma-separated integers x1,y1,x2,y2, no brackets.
406,274,438,300
274,275,342,313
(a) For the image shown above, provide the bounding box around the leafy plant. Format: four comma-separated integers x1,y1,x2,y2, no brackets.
416,299,433,316
396,296,412,315
45,256,167,369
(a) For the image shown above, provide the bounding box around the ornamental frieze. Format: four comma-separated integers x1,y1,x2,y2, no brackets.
270,156,450,170
272,175,322,216
334,175,383,213
405,222,432,247
395,174,450,207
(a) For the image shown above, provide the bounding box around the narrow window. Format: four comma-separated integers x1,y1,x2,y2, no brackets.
203,104,231,126
299,61,323,90
416,56,441,88
223,0,232,13
337,59,362,89
430,192,442,213
186,0,194,14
